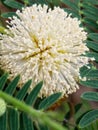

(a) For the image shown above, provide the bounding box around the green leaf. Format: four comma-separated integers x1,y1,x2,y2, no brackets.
38,123,49,130
86,52,98,62
82,0,98,4
22,0,29,5
8,108,19,130
63,8,80,18
61,0,78,12
81,92,98,101
26,81,43,105
19,114,25,130
4,0,24,9
22,113,34,130
38,93,62,110
0,112,7,130
36,0,48,5
75,103,82,113
0,73,8,90
84,19,98,31
79,110,98,128
16,79,32,100
1,12,17,18
50,0,61,6
22,0,37,5
5,75,20,95
82,4,98,14
85,70,98,79
83,11,98,21
86,40,98,52
80,65,91,78
88,33,98,41
80,80,98,89
28,0,50,5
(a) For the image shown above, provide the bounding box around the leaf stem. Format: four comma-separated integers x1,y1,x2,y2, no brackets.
0,90,66,130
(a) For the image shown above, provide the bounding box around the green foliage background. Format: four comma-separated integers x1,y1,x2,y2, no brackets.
0,0,98,130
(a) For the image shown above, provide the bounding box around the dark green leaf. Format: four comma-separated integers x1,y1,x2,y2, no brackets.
20,113,25,130
63,8,80,18
80,65,91,78
4,0,24,9
84,19,98,31
0,73,8,90
86,40,98,52
22,113,34,130
86,52,98,62
83,11,98,21
88,33,98,41
22,0,36,5
75,103,82,113
38,93,62,110
62,0,78,12
8,108,19,130
5,75,20,94
38,123,49,130
16,79,32,100
25,0,47,5
80,80,98,89
36,0,48,5
83,4,98,14
0,112,7,130
79,110,98,128
26,81,43,105
85,70,98,79
81,92,98,101
1,12,17,18
82,0,98,4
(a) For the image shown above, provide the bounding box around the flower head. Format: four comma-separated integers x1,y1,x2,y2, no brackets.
0,4,89,97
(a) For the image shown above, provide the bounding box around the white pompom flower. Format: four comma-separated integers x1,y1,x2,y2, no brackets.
0,4,89,97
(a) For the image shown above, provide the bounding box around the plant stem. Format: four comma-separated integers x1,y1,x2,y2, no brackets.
0,91,66,130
